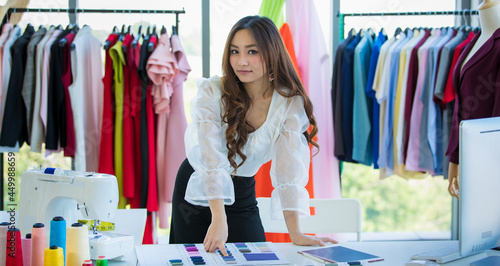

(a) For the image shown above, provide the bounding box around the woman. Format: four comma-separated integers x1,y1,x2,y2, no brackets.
169,15,336,255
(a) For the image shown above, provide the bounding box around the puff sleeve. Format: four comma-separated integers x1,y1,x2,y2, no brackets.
270,96,311,220
184,77,234,206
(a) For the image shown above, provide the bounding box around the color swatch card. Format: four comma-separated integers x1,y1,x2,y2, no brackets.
135,242,289,266
212,242,288,265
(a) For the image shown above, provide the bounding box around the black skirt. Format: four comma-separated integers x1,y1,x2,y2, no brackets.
169,159,266,244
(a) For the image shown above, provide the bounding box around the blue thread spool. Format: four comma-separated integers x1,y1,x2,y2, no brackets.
49,216,66,264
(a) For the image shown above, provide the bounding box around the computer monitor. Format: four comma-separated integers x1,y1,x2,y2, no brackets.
459,116,500,257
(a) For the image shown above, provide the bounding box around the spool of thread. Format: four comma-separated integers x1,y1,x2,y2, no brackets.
0,221,10,266
22,233,31,266
31,223,47,266
44,245,64,266
65,223,90,266
6,227,23,266
49,216,66,262
96,255,108,266
81,260,93,266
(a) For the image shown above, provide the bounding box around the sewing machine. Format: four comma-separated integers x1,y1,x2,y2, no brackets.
18,167,134,260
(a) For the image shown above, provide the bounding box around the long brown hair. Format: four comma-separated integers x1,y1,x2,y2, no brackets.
221,15,318,174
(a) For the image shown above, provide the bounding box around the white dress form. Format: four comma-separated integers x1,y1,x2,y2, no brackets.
461,0,500,70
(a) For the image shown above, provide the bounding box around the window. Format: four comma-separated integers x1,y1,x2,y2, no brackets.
339,0,456,240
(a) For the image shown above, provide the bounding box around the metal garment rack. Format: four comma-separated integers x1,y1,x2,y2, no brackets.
335,9,481,241
4,7,186,34
0,7,185,211
336,9,479,40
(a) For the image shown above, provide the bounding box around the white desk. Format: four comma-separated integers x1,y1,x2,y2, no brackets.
277,241,500,266
111,241,500,265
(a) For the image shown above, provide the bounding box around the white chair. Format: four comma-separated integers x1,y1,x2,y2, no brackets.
256,197,363,241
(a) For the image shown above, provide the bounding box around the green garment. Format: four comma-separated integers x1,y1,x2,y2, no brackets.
109,40,127,209
258,0,286,28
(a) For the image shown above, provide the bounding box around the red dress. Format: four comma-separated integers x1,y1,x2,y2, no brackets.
61,32,76,157
98,34,119,175
122,34,136,199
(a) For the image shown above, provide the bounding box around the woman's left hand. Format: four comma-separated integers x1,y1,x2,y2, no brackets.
290,233,338,246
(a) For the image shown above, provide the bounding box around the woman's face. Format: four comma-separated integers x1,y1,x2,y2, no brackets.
229,29,265,87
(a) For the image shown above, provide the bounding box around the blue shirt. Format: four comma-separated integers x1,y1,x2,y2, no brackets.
352,33,374,166
365,31,386,169
419,28,454,174
340,33,361,163
379,31,411,173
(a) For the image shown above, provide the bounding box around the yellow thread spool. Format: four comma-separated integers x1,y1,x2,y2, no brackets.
44,245,64,266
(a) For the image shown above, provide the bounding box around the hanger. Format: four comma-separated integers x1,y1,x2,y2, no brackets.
132,25,142,48
161,25,166,35
71,24,79,34
148,35,156,52
367,28,374,36
59,38,67,47
348,28,357,37
127,25,132,35
394,27,402,37
132,25,142,49
118,24,126,41
103,25,117,50
358,28,364,37
380,28,385,36
171,25,178,36
462,9,470,28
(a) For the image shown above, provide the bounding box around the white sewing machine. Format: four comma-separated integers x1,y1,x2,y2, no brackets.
18,167,134,260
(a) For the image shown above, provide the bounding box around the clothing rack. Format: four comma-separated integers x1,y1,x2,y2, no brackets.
335,9,481,242
4,7,186,34
336,9,479,41
0,7,186,211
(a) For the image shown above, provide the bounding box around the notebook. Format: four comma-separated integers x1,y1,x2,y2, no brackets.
298,246,384,263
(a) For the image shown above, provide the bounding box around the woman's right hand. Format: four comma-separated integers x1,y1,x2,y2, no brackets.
204,199,229,256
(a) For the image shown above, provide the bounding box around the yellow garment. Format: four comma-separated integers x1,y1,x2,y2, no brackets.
393,31,427,179
109,41,127,208
258,0,286,28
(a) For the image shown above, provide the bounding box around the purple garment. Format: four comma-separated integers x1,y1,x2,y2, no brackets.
403,29,431,163
446,29,500,164
406,29,441,172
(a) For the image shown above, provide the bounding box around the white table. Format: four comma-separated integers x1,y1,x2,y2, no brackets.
276,241,500,266
111,241,500,265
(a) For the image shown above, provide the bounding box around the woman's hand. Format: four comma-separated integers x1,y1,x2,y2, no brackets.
448,162,459,199
203,218,229,255
289,232,338,246
283,210,338,247
204,199,229,256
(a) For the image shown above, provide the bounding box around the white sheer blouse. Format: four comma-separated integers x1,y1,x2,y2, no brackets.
184,76,311,219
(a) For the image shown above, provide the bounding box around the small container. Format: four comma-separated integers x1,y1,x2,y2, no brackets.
96,255,108,266
82,259,93,265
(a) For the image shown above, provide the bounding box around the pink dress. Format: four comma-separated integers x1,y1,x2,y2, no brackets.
146,32,180,229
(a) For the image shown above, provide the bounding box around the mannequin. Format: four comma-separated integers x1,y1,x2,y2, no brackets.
461,0,500,70
448,0,500,198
